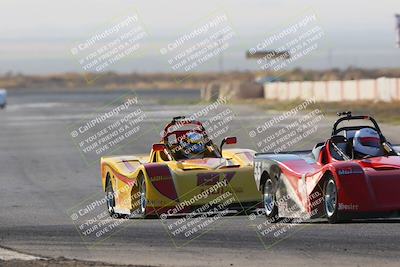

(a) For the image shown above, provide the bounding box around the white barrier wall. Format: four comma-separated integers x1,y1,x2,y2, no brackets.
264,78,400,102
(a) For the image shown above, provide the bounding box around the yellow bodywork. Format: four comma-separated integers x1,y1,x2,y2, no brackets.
101,148,262,216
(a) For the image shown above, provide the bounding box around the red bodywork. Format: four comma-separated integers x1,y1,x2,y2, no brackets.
274,152,400,217
254,112,400,219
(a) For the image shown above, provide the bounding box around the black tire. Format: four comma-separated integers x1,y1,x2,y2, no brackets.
106,179,117,217
323,176,341,223
137,174,147,218
262,176,279,223
106,179,129,219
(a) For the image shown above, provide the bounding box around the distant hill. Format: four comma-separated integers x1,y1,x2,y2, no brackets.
1,68,400,90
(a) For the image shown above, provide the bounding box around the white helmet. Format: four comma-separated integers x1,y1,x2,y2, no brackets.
353,128,382,157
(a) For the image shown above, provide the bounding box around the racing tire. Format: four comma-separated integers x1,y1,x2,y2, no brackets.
106,179,118,217
137,174,148,218
323,176,341,223
106,179,130,219
262,177,279,223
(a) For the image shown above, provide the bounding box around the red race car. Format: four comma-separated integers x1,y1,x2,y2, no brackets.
254,111,400,223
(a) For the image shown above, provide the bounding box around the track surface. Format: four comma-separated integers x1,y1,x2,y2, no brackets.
1,89,400,267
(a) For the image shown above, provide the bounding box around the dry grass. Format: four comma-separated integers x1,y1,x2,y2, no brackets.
240,99,400,125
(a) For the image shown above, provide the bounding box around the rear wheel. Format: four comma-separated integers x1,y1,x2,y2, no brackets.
324,177,341,223
263,177,279,222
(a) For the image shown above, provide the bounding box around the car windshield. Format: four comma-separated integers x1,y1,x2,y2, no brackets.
166,131,221,160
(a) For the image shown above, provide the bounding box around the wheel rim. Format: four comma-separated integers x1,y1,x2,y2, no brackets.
325,180,337,217
140,179,146,214
263,180,275,215
106,184,115,213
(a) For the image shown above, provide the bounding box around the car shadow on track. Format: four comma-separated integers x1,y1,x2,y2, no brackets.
304,218,400,224
273,217,400,224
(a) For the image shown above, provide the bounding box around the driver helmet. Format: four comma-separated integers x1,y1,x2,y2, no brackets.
353,128,381,157
180,131,206,157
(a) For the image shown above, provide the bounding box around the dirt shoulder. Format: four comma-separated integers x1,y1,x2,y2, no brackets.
0,258,153,267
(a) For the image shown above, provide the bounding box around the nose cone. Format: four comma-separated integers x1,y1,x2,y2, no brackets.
178,158,229,170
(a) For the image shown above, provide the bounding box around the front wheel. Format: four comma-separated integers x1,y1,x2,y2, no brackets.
324,177,341,223
139,176,147,215
263,177,279,222
131,174,148,218
106,180,117,217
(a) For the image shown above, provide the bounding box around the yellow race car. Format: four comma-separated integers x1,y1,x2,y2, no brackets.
101,116,262,218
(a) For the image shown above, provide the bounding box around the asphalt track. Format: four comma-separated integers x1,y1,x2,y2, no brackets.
1,89,400,267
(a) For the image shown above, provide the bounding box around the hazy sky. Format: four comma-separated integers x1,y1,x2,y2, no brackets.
0,0,399,73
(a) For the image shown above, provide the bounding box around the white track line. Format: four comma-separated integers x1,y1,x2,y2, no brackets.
0,247,43,261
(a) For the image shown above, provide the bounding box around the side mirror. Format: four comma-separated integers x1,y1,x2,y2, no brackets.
152,143,167,152
220,136,237,153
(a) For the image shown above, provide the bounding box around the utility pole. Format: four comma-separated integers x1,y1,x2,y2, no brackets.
396,14,400,48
